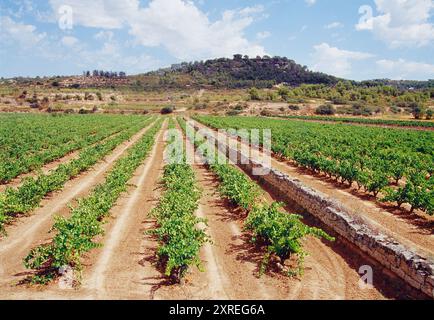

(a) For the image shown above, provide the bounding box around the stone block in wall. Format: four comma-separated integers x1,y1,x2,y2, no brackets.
404,274,423,290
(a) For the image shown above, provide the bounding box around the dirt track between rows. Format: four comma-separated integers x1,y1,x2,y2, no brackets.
81,121,168,299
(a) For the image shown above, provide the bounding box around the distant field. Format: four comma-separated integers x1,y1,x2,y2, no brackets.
0,113,148,183
281,115,434,128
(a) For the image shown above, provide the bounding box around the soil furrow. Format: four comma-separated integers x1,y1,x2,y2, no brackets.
192,163,272,299
195,203,231,299
81,123,167,299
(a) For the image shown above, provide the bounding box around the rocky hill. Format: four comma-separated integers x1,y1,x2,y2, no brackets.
147,55,339,88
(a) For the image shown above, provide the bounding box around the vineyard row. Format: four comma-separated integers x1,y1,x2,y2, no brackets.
24,118,163,284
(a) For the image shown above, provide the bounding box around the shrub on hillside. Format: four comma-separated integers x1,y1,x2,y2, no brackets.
226,110,242,116
411,103,426,119
161,106,174,114
248,87,261,101
286,98,306,104
315,104,336,115
390,105,402,114
79,108,92,114
288,105,300,111
260,109,273,117
84,93,94,101
351,103,374,116
331,97,347,105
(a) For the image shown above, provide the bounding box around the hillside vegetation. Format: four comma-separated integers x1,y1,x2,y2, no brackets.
149,55,339,88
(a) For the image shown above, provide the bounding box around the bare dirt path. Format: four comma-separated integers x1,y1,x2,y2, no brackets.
0,131,122,193
192,119,434,261
0,121,155,297
80,122,167,299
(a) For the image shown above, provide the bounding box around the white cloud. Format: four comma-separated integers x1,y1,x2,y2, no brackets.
239,5,265,16
94,31,114,41
305,0,317,6
56,34,160,73
355,0,434,47
61,36,79,47
376,58,434,80
79,44,159,72
0,13,159,74
0,0,34,19
0,16,46,48
48,0,266,60
256,31,271,40
311,43,374,77
49,0,139,29
130,0,267,60
325,22,344,29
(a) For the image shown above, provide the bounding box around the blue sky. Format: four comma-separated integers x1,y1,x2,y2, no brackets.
0,0,433,80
